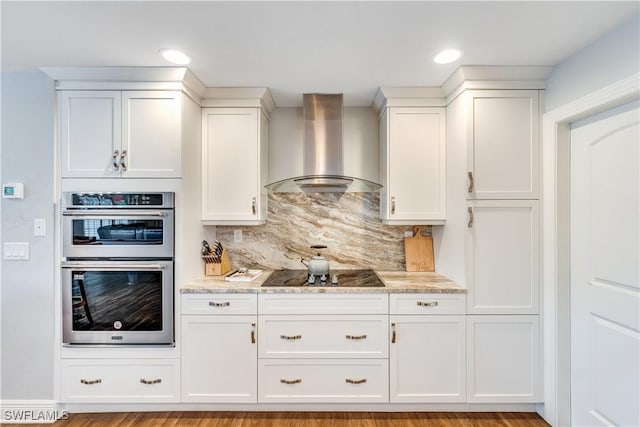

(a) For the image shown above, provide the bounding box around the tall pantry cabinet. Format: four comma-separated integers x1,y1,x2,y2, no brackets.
440,89,543,403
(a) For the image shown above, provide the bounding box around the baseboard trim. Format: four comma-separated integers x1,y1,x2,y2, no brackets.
0,400,67,424
60,402,538,413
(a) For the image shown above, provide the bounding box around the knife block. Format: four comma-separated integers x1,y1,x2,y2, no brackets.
203,250,233,276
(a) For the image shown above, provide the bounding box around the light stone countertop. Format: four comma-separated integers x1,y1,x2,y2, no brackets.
180,270,466,294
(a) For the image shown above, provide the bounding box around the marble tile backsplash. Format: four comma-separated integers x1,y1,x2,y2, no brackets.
215,192,430,270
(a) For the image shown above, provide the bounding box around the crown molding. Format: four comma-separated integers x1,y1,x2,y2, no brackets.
201,87,276,113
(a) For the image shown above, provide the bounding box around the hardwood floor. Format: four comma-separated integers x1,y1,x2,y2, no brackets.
30,411,550,427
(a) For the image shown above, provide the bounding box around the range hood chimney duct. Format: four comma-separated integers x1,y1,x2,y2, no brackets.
266,93,382,193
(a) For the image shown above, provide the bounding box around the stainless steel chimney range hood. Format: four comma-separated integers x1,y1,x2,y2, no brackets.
265,93,382,193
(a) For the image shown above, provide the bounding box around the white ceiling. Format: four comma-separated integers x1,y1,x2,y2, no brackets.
1,1,638,106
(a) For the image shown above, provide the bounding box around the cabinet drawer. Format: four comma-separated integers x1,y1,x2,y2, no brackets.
182,293,257,315
390,293,465,315
61,359,179,403
258,359,388,403
259,315,388,358
258,293,388,315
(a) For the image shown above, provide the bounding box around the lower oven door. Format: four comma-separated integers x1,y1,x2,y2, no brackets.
62,260,174,345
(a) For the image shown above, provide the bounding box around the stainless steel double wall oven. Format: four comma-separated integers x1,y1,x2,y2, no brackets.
62,192,175,345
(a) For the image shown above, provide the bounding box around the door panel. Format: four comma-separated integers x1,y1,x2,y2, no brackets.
571,100,640,427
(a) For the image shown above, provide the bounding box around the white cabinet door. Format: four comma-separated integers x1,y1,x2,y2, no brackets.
181,315,257,402
466,200,539,314
380,107,446,224
466,315,541,403
390,315,465,402
59,91,122,177
202,108,266,224
467,90,539,199
121,91,181,178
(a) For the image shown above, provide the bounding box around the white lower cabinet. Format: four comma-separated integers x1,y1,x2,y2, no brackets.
181,315,257,403
257,293,389,403
466,315,541,403
389,294,466,403
258,359,388,403
61,358,179,403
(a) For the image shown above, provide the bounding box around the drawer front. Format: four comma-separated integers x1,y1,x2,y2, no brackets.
258,359,388,403
61,359,179,402
390,293,465,315
258,293,388,315
259,315,388,358
182,293,257,315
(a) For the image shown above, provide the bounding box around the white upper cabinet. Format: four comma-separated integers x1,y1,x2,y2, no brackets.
121,91,182,178
380,107,446,224
59,90,182,178
466,90,539,199
466,199,540,314
202,107,268,225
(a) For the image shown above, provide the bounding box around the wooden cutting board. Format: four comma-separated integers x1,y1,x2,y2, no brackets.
404,226,435,272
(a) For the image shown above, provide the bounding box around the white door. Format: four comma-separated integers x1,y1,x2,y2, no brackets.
59,91,121,177
570,100,639,426
466,200,540,314
389,315,465,402
385,107,446,223
181,315,257,402
121,91,182,177
202,108,260,222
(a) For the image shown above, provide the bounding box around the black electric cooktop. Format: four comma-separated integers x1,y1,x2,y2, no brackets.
261,269,385,287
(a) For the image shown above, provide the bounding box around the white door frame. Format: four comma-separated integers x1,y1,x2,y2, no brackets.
541,72,639,426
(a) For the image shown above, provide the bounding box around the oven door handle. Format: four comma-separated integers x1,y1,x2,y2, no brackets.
62,210,169,217
61,262,167,270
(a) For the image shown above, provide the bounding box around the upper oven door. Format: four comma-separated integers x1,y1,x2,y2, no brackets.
62,209,174,259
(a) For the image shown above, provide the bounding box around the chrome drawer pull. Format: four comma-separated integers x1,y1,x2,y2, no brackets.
280,378,302,384
252,197,257,215
209,301,230,307
80,379,102,385
280,334,302,340
391,196,396,214
468,207,474,228
345,334,367,340
468,171,474,193
417,301,439,307
346,378,367,384
120,150,128,171
112,150,120,171
140,378,162,385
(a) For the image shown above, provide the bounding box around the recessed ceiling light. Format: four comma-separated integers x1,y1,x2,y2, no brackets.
159,49,191,65
433,49,462,64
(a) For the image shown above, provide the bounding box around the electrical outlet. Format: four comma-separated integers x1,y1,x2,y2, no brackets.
234,229,243,243
404,230,414,238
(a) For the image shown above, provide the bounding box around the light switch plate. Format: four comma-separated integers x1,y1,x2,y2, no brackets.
34,218,46,237
3,242,29,260
234,229,243,243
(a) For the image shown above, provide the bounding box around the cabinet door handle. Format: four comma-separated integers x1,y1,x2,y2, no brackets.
468,171,474,193
140,378,162,385
417,301,438,307
252,197,257,215
80,378,102,385
280,334,302,340
346,378,367,384
467,207,474,228
391,197,396,214
280,378,302,384
120,150,128,171
251,322,256,344
209,301,231,307
391,323,396,344
345,334,367,340
112,150,120,171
